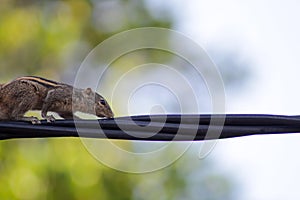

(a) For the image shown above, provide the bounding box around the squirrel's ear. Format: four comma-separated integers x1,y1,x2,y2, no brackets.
84,88,92,95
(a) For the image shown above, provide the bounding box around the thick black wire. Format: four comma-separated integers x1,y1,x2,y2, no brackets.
0,114,300,141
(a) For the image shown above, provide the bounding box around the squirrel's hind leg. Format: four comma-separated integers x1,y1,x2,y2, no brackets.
15,116,41,124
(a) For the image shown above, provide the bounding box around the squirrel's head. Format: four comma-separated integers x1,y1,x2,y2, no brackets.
79,87,114,118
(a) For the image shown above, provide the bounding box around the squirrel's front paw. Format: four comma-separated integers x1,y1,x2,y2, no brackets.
45,115,55,123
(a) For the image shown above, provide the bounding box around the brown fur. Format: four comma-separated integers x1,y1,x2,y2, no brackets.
0,76,114,123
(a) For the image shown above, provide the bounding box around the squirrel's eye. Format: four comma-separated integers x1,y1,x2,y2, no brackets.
99,99,106,106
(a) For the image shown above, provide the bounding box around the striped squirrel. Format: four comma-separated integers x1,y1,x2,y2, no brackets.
0,76,114,124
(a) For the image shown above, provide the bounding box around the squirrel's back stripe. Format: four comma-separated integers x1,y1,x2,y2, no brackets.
16,76,62,88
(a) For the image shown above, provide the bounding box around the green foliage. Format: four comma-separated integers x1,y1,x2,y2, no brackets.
0,0,172,78
0,139,137,199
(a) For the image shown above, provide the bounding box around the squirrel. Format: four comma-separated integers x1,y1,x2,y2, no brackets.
0,76,114,124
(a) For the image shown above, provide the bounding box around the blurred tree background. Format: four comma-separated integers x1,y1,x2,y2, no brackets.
0,0,246,199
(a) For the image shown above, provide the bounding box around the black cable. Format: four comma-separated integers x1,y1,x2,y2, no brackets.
0,114,300,141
